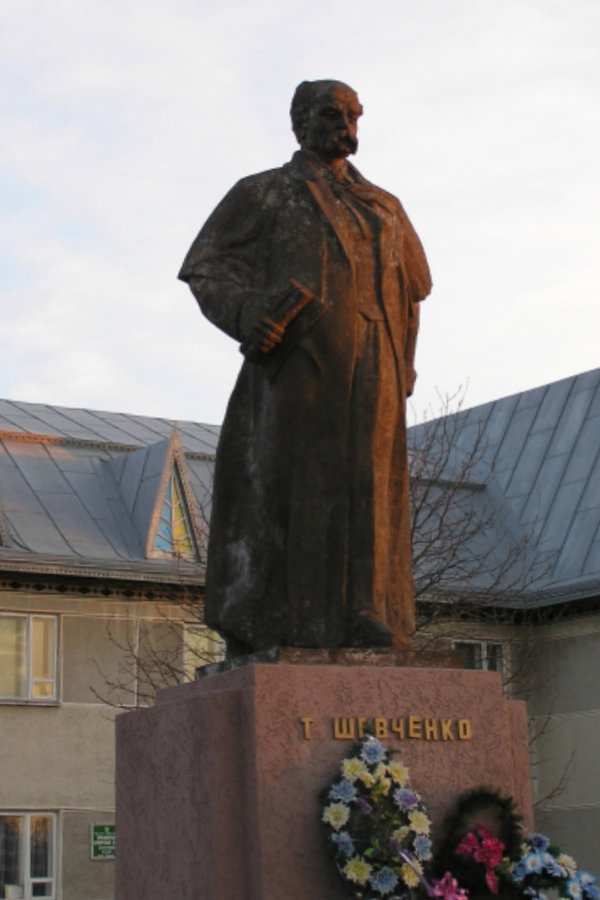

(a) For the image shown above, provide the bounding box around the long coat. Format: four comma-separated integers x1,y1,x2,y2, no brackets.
179,151,432,649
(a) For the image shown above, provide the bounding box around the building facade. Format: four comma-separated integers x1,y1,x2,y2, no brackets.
1,367,599,896
0,403,218,899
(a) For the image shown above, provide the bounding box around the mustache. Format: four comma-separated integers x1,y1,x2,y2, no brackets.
330,133,358,154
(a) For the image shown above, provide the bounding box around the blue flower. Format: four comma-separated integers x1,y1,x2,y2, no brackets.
523,852,544,875
331,831,354,858
529,834,550,852
568,879,583,900
329,779,357,803
369,866,399,895
393,788,419,810
360,737,387,766
577,875,599,900
511,862,528,881
413,835,432,861
523,888,547,900
541,852,567,878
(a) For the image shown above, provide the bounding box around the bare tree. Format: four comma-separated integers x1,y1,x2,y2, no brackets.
98,389,553,706
408,390,556,693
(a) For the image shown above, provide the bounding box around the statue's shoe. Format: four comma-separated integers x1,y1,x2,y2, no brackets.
348,612,393,648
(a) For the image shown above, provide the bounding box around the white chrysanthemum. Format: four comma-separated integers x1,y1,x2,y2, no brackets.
322,802,350,831
342,757,367,782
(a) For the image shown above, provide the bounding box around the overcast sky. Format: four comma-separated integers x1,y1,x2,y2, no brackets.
1,0,598,425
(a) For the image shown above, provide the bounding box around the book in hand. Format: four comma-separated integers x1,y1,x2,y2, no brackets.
240,278,325,365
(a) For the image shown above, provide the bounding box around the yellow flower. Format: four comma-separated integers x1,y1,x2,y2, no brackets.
359,771,376,788
343,857,373,885
322,802,350,831
558,854,577,878
388,761,410,785
374,763,388,779
409,810,431,834
401,861,422,888
377,777,392,796
392,826,409,845
342,757,367,782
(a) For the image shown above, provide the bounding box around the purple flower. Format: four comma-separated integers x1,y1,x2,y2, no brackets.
389,838,402,857
355,796,373,815
393,788,419,810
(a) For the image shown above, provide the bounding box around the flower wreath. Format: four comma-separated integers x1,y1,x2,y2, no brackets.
436,787,599,900
320,735,434,899
322,748,600,900
501,832,599,900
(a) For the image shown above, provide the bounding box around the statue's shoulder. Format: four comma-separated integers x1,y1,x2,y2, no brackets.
229,165,290,199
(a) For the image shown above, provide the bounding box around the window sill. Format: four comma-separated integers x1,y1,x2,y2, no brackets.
0,698,60,707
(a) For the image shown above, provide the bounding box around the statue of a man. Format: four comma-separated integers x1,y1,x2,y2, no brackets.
179,80,432,652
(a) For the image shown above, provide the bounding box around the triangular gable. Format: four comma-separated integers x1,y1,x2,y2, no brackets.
152,465,196,559
106,427,205,562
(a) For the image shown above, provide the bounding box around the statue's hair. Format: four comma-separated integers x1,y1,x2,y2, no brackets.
290,79,355,143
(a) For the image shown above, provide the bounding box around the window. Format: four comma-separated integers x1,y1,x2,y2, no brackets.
184,625,225,680
454,640,504,677
0,615,57,701
0,813,56,898
153,470,197,560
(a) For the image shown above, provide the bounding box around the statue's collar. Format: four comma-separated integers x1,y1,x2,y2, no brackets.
290,150,362,186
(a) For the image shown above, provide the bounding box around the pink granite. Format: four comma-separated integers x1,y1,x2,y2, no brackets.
115,663,532,900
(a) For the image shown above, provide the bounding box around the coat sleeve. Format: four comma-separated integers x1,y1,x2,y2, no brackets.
396,200,432,396
178,174,278,342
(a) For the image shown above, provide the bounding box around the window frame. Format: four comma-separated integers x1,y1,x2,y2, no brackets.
453,639,505,678
0,811,57,899
0,614,58,703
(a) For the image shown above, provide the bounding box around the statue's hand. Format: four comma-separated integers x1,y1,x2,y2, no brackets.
247,315,286,355
239,302,287,361
239,283,315,362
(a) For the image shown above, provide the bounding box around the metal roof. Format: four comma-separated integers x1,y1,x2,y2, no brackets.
0,369,598,603
411,368,600,605
0,401,217,583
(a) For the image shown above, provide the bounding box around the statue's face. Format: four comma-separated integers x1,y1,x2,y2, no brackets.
302,84,363,162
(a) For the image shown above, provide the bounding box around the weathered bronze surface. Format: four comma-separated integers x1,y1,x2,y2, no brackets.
179,80,432,651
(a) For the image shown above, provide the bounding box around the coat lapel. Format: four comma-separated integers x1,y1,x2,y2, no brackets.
289,152,355,267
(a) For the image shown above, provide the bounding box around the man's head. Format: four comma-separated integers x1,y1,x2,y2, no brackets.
291,80,363,162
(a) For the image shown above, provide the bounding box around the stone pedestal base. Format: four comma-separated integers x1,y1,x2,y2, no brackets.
115,663,532,900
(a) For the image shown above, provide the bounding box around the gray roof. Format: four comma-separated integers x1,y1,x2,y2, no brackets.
0,401,218,584
0,369,598,604
411,368,600,606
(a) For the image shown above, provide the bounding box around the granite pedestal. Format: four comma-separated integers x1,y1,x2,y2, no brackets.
115,662,532,900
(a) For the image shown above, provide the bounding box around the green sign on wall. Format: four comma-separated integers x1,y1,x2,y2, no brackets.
91,824,116,860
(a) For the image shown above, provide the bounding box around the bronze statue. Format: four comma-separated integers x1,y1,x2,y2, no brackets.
179,80,432,651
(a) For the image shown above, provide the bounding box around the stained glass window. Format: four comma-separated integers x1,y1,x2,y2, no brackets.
153,469,197,560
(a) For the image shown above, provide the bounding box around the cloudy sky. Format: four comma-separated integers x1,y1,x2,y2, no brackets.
1,0,598,425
